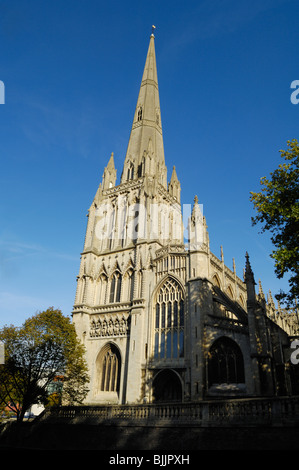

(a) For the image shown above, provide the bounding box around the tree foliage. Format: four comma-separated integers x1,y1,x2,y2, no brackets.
0,308,89,421
250,139,299,308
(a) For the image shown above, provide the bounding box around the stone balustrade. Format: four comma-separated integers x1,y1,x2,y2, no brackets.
39,396,299,427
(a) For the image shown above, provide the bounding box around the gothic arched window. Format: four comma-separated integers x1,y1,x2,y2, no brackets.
208,337,245,386
109,272,122,303
212,273,221,289
154,277,184,359
96,273,108,305
125,269,134,301
97,343,121,393
127,162,134,180
226,285,234,299
239,294,245,307
138,156,145,177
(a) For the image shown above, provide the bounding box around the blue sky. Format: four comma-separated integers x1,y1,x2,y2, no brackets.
0,0,298,327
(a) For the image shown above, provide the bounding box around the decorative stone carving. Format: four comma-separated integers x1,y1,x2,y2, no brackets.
90,314,130,338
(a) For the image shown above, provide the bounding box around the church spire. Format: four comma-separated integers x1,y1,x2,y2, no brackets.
121,29,167,188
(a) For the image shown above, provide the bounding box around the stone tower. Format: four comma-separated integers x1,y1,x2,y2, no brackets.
73,31,185,404
72,32,298,405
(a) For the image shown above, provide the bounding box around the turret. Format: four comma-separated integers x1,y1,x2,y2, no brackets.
102,152,117,190
168,166,181,202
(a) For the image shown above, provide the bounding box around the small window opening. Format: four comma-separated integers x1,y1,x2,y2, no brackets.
137,107,143,121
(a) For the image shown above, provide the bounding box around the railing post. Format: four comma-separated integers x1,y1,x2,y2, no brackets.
271,399,282,426
202,401,209,425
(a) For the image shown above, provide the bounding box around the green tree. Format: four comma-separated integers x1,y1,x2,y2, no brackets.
0,308,89,421
250,139,299,308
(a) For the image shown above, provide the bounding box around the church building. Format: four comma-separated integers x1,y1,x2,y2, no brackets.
72,32,299,405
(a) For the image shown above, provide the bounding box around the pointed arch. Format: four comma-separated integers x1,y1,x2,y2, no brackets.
109,271,122,303
109,258,122,274
208,336,245,387
212,273,221,289
124,267,134,301
226,285,234,299
152,369,183,402
127,161,134,180
97,262,108,278
123,255,135,273
239,294,245,307
153,276,185,360
154,273,185,298
95,272,108,305
95,343,121,394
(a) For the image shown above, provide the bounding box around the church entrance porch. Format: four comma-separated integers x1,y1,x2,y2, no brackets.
152,369,183,403
207,336,246,397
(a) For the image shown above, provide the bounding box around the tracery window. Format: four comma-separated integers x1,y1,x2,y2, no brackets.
109,272,122,303
154,277,184,359
98,343,121,392
127,162,134,180
208,337,245,386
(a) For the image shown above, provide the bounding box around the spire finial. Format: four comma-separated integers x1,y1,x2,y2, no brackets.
258,279,265,300
245,252,256,285
151,25,156,36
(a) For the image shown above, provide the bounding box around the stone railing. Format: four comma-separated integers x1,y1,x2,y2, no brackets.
39,396,299,427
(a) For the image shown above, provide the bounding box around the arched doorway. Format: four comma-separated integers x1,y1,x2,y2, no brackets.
152,369,182,402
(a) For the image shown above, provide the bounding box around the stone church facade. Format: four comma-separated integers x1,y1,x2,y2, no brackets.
72,33,299,405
